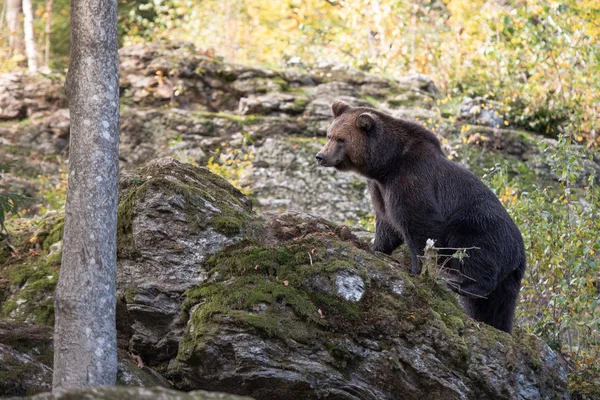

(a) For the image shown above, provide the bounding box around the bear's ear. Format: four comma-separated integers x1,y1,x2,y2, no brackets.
356,112,377,133
331,100,351,118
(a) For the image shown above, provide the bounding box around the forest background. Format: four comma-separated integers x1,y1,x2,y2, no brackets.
0,0,599,396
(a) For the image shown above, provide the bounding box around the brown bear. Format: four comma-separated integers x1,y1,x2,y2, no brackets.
316,100,526,334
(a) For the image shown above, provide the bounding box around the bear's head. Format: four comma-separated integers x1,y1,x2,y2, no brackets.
316,100,445,180
315,100,379,174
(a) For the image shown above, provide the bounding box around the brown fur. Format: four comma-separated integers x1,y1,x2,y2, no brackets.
316,100,526,333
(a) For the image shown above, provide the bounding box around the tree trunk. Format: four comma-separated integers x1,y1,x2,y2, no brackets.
45,0,53,67
0,1,6,32
52,0,120,391
22,0,37,73
6,0,22,55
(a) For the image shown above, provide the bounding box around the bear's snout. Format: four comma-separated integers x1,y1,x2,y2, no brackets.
315,153,324,164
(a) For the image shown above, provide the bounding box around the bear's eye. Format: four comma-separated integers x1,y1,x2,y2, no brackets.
336,138,345,144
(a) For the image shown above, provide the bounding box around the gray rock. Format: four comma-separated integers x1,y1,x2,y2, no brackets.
20,386,254,400
0,321,171,397
303,96,370,121
241,136,372,225
310,63,390,86
396,74,439,94
0,344,52,397
334,270,365,302
238,93,304,115
390,106,438,121
116,158,252,363
457,97,508,128
0,73,66,120
313,81,358,98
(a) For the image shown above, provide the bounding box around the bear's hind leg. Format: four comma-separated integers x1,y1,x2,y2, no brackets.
461,271,521,333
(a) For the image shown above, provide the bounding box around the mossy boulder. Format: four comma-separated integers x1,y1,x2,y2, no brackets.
0,158,568,399
162,209,567,399
116,158,253,364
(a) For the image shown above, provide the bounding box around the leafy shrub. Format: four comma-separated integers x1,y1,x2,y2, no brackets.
484,137,599,394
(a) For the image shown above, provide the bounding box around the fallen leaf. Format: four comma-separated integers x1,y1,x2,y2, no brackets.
318,309,325,319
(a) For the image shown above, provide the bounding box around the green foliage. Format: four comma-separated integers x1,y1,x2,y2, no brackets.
121,0,599,146
121,0,193,43
205,143,254,195
0,0,154,71
483,137,600,394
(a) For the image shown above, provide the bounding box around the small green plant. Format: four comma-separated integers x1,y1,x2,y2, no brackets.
419,239,481,292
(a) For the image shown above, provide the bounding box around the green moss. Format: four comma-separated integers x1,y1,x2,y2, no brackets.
177,232,399,364
429,286,466,334
42,221,64,251
117,184,146,259
437,96,462,118
0,357,46,396
123,288,136,303
310,292,361,321
1,145,33,156
190,111,263,125
293,96,309,110
350,179,367,191
388,98,415,107
364,96,380,108
179,269,323,353
201,111,245,123
209,216,244,235
1,251,60,325
272,76,290,92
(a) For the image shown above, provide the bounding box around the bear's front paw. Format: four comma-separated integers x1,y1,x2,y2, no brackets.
371,244,392,255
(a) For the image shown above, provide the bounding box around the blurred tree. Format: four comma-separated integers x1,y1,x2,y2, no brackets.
22,0,37,72
45,0,53,66
5,0,23,55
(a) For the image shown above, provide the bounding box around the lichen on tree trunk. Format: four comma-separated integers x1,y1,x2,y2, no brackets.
52,0,120,390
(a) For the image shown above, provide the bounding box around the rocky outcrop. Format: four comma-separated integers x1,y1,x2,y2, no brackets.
1,43,598,224
0,73,66,120
1,159,569,399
